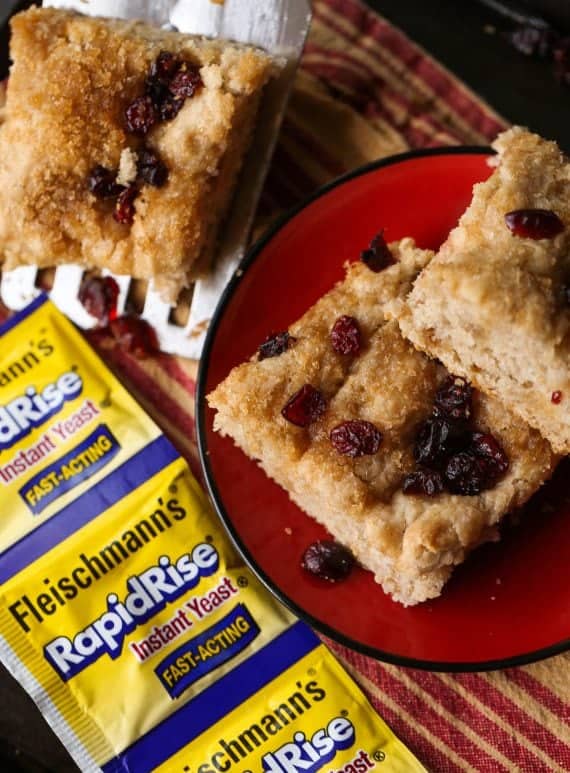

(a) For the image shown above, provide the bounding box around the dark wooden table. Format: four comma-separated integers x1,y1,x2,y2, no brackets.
0,1,568,771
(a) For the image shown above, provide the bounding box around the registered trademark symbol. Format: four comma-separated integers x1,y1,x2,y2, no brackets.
373,751,386,762
169,485,178,494
71,364,78,371
237,576,248,587
308,668,317,676
205,534,213,542
341,709,349,717
100,397,111,408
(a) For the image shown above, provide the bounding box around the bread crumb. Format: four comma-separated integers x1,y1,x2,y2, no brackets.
117,147,138,187
284,527,293,536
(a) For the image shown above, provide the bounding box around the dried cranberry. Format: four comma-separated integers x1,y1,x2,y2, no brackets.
281,384,326,427
158,94,184,122
508,25,556,58
413,417,467,467
444,451,491,496
552,390,563,404
169,62,202,100
149,51,180,82
433,376,473,423
330,420,383,457
88,165,123,199
330,315,361,356
125,95,158,136
78,276,120,325
146,52,183,113
505,209,564,239
360,230,395,273
402,470,444,497
138,52,201,128
301,540,355,582
145,77,169,106
137,148,168,187
258,331,295,360
113,185,138,225
470,432,509,477
108,315,159,358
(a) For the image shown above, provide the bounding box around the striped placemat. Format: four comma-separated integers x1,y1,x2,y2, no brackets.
7,0,569,770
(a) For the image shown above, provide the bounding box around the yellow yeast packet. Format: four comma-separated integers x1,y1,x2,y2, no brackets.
0,296,160,548
0,298,425,773
160,641,423,773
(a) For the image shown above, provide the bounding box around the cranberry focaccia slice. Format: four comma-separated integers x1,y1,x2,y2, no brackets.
208,239,555,606
389,127,570,454
0,7,275,301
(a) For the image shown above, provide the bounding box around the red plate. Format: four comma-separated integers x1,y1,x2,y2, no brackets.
197,148,570,670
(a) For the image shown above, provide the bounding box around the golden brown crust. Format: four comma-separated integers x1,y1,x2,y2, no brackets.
208,239,556,605
0,7,274,299
390,127,570,453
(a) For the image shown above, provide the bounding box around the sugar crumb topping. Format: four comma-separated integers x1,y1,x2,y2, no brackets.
116,148,138,187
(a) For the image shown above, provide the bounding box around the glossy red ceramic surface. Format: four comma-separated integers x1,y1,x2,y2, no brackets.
197,149,570,669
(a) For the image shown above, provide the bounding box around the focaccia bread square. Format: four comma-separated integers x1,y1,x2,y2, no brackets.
0,7,275,300
389,127,570,454
208,239,555,606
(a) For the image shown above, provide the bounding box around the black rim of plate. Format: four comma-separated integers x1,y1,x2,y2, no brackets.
196,146,570,672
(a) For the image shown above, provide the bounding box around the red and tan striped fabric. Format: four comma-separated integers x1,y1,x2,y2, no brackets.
10,0,570,770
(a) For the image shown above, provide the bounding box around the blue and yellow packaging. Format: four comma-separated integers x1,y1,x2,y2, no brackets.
0,297,425,773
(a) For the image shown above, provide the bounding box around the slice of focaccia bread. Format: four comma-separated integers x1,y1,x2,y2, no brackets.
389,127,570,454
0,7,275,301
208,239,556,606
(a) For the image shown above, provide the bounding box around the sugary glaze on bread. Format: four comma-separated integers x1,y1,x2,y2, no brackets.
208,239,556,605
390,127,570,453
0,7,274,300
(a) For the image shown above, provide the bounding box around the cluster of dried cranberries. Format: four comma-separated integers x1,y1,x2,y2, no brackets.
403,376,509,497
271,314,384,458
88,51,201,225
328,314,383,456
126,51,203,134
78,276,159,357
88,146,168,225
